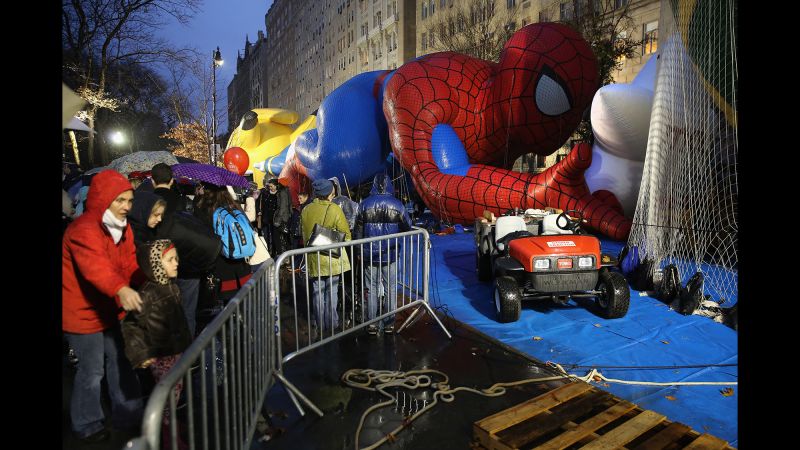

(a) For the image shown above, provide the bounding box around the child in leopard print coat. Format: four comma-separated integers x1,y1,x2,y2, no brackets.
122,239,192,447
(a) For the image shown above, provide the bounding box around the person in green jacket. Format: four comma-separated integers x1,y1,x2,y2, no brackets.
301,178,351,333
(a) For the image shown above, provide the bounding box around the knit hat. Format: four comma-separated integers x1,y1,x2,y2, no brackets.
312,178,334,197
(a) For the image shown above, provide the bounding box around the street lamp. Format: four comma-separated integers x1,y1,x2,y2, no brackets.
211,46,224,166
110,130,126,146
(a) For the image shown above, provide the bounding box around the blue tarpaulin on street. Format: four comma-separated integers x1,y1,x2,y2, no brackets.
427,231,738,446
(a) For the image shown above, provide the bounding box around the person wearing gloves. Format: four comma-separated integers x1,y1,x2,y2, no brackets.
62,169,144,443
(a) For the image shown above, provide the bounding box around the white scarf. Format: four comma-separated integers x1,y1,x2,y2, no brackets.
102,209,127,244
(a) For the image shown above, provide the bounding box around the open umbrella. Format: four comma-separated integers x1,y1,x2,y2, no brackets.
171,163,250,188
108,151,178,175
85,166,110,175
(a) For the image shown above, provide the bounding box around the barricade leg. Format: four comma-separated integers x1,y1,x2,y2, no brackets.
273,371,324,417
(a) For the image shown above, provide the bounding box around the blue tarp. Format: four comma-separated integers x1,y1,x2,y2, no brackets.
427,231,738,446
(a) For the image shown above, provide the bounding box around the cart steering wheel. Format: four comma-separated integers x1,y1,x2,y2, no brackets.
556,209,584,232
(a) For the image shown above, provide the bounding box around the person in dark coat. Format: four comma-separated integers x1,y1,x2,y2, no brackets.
329,176,359,231
354,173,413,335
128,191,166,245
258,178,292,257
151,163,188,215
134,187,221,337
121,239,192,446
194,184,252,309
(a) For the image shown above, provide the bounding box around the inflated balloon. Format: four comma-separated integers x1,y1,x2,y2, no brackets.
225,108,300,187
279,23,638,240
223,147,250,175
279,71,391,201
585,55,657,217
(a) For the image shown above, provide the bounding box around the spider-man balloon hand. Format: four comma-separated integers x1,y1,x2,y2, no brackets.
383,23,631,239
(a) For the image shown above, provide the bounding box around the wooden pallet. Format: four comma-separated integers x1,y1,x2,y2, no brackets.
473,381,735,450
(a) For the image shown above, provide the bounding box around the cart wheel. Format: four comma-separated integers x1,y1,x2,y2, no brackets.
596,270,630,319
656,264,680,303
477,249,492,282
494,276,522,323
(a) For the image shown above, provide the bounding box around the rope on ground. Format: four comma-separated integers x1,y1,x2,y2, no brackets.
342,368,572,450
547,362,738,387
344,363,738,449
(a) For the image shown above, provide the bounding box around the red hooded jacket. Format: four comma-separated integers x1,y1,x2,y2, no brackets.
62,170,142,334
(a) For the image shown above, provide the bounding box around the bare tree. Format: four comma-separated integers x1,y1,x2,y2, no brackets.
159,51,218,164
62,0,201,166
539,0,639,141
542,0,639,86
420,0,522,62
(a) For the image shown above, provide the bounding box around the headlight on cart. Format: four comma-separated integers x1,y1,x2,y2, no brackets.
578,257,594,268
534,258,550,270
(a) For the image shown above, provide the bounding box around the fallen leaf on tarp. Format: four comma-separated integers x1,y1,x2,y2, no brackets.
593,323,602,328
533,336,543,341
720,388,734,397
665,395,677,401
661,340,670,344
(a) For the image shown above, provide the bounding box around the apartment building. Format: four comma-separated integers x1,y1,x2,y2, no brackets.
261,0,417,117
265,0,298,116
226,32,269,132
415,0,659,82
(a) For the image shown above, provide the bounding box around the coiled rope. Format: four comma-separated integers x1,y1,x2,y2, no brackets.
343,363,737,449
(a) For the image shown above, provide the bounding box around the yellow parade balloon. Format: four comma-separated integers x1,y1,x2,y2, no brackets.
225,108,309,188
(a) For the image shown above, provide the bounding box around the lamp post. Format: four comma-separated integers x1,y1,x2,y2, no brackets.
211,46,224,166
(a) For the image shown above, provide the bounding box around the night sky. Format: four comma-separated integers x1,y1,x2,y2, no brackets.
157,0,275,133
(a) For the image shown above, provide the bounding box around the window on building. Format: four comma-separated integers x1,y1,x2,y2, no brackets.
429,0,435,15
536,155,546,168
429,29,435,46
440,0,446,8
643,21,658,55
615,0,629,9
448,19,455,36
559,2,573,21
507,0,516,8
522,17,528,26
422,2,427,19
421,32,427,50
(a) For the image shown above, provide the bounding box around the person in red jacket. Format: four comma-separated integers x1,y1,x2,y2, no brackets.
62,169,145,443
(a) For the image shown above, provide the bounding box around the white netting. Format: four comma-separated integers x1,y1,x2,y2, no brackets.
628,0,738,305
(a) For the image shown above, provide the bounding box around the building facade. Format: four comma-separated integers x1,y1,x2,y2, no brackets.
415,0,658,82
265,0,298,117
262,0,418,118
226,32,269,132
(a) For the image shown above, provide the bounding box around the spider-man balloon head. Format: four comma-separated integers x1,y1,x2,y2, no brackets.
495,23,599,156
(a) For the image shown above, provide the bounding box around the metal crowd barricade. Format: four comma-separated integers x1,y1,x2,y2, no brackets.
125,259,314,450
272,227,451,416
124,228,449,449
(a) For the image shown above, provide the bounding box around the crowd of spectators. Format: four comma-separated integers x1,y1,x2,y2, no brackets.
62,161,413,444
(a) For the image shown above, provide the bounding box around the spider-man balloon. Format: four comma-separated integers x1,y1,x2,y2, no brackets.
281,23,631,240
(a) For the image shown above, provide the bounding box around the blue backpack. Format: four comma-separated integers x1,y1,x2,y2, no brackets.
212,207,256,260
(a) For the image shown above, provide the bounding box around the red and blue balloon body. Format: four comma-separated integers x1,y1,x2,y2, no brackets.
271,23,632,240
